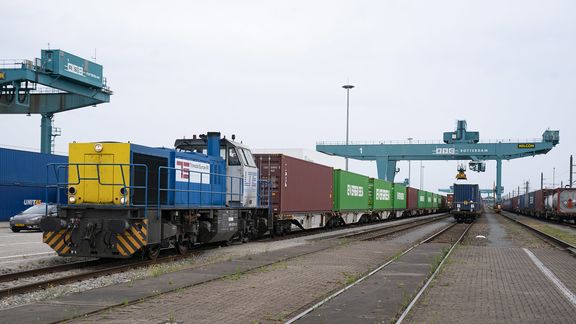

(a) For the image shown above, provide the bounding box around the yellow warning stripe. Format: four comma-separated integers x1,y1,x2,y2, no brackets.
124,232,140,249
43,231,56,243
130,227,146,244
116,244,128,256
116,234,135,254
54,238,65,252
60,245,71,254
47,230,65,246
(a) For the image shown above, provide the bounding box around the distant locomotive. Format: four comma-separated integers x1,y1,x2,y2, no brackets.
451,183,483,223
502,188,576,222
41,133,448,259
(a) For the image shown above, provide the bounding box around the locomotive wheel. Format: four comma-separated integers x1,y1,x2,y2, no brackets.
176,239,188,255
146,245,161,260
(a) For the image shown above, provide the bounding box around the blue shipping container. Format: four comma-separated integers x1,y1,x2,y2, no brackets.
453,183,482,212
0,148,67,221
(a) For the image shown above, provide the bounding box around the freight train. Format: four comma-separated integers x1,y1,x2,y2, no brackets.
451,183,483,223
40,133,447,259
501,188,576,222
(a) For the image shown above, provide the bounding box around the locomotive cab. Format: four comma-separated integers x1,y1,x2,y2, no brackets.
175,133,259,208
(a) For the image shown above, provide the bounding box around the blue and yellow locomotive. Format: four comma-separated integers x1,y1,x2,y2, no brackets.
41,132,270,258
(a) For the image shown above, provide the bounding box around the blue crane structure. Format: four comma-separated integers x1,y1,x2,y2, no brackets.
0,49,112,153
316,120,559,202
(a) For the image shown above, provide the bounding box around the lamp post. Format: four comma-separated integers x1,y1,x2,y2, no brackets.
407,137,413,186
342,84,355,171
420,162,424,190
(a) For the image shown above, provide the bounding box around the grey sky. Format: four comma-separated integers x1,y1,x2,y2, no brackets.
1,0,575,196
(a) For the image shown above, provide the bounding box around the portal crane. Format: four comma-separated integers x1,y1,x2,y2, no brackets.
316,120,559,202
0,49,112,153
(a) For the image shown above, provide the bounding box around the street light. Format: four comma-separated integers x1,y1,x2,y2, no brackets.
420,162,424,190
407,137,413,186
342,84,355,171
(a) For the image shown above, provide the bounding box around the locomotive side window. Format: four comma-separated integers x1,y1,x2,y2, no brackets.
241,149,256,167
228,147,241,166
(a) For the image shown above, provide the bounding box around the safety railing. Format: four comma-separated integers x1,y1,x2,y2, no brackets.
157,166,244,210
46,163,149,215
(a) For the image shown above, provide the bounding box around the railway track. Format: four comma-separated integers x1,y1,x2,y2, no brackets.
0,213,450,300
394,221,473,323
0,253,195,299
500,211,576,254
285,216,465,324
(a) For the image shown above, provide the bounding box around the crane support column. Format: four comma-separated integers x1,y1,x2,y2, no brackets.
496,159,502,203
40,113,53,154
376,157,397,182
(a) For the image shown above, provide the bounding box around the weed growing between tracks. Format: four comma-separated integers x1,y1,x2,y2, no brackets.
342,271,362,285
429,247,450,276
530,224,576,245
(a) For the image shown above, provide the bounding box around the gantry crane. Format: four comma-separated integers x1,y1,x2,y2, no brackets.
317,120,559,202
0,49,112,153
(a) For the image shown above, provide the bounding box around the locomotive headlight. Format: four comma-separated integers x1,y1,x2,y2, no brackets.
94,143,103,152
471,204,475,209
456,203,461,208
69,196,76,204
120,197,126,204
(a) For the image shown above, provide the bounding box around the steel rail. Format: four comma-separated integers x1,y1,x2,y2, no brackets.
395,222,473,323
500,211,576,254
0,259,104,284
284,220,457,324
0,254,191,298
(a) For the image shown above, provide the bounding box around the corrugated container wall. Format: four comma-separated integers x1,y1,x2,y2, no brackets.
0,148,67,221
418,190,427,208
254,154,333,214
393,184,407,209
407,187,419,210
333,170,370,211
370,178,394,210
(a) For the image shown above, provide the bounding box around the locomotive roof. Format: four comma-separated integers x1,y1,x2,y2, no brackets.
174,136,249,152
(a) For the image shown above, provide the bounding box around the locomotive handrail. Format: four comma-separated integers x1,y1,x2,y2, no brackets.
156,166,245,215
46,163,149,216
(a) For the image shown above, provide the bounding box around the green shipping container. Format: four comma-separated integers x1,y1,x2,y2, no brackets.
434,194,440,208
333,170,370,211
426,192,433,208
393,183,407,209
418,190,427,208
370,178,394,210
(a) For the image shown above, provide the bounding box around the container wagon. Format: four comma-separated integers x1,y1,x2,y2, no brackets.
502,188,576,222
254,154,333,234
451,183,483,223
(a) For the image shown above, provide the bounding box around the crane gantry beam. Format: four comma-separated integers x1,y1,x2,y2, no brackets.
317,120,559,202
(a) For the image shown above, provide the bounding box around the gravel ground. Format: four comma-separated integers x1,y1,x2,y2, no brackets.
0,239,307,311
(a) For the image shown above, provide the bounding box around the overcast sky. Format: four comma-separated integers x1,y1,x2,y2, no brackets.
1,1,575,197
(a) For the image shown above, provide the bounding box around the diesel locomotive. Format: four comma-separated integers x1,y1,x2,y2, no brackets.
40,132,270,259
41,132,447,259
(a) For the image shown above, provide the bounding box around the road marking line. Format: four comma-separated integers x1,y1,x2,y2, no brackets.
0,252,55,260
523,248,576,307
0,242,45,247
